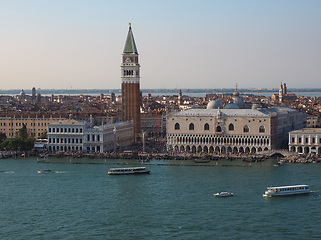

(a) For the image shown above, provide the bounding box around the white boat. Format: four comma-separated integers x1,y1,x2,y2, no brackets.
214,192,234,197
108,167,150,175
37,169,55,174
263,185,309,197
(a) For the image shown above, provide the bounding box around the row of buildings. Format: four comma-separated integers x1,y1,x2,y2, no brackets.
1,24,321,156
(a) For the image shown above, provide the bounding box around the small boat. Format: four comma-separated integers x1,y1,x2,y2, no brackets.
108,167,150,175
214,192,234,197
263,185,309,197
274,160,285,167
37,169,55,174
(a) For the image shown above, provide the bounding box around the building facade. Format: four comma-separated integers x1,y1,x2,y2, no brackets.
47,119,134,153
121,23,141,140
141,113,167,138
289,128,321,155
167,106,306,154
0,116,64,139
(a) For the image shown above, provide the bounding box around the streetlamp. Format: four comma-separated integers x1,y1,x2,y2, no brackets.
113,126,117,152
142,130,146,153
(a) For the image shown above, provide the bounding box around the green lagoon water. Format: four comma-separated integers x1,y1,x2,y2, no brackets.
0,157,320,239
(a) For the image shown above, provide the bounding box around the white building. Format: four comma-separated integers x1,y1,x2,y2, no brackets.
167,106,306,154
289,128,321,155
47,119,134,152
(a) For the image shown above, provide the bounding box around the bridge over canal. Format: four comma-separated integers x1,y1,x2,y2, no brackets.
260,149,298,158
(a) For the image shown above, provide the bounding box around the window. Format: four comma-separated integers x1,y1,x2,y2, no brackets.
259,126,265,133
292,137,295,143
49,128,51,133
228,123,234,131
298,138,302,143
175,123,180,130
204,123,209,131
305,138,308,144
189,123,194,130
216,126,222,132
312,138,315,144
243,125,249,133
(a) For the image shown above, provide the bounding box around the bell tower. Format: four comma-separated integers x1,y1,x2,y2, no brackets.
121,23,141,140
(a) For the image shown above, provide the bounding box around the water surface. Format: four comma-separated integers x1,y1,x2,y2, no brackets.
0,158,320,239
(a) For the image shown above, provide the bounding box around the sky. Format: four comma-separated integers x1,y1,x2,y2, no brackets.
1,0,321,90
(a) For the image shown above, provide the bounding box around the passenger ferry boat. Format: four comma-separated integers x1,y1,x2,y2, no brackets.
108,167,150,175
263,185,310,197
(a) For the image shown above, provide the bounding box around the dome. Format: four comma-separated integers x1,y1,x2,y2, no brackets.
207,100,223,109
224,103,239,109
233,97,247,109
231,88,247,109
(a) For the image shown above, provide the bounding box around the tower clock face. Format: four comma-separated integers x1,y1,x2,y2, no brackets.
125,58,131,63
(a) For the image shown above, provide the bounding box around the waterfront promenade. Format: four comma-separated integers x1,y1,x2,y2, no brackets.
1,149,320,165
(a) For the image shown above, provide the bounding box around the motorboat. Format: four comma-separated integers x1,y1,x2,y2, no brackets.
37,169,55,174
214,192,234,197
263,185,309,197
108,167,150,175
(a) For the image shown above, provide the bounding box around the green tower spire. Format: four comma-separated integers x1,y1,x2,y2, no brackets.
123,23,138,54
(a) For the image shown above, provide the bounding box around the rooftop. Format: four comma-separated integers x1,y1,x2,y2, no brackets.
290,128,321,134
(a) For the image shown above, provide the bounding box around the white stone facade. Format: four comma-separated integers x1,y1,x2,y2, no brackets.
167,106,306,154
289,128,321,155
47,119,134,153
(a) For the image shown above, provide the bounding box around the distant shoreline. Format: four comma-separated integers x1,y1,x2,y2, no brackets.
1,88,321,96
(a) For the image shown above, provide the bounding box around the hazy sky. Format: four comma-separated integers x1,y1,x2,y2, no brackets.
1,0,321,90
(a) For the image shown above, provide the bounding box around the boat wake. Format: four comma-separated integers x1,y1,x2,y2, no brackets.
0,171,15,174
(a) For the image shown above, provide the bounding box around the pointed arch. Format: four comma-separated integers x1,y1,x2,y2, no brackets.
259,126,265,133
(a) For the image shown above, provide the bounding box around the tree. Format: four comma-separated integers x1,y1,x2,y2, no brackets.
0,132,6,144
24,136,35,150
0,139,9,150
17,124,28,140
7,138,23,151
